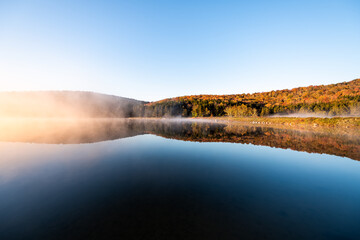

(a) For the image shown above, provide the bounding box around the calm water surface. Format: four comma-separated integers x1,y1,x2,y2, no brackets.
0,119,359,239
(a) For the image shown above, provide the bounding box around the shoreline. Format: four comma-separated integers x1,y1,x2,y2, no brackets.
1,116,359,134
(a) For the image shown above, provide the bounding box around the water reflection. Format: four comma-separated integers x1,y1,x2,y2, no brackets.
0,118,359,160
0,119,360,239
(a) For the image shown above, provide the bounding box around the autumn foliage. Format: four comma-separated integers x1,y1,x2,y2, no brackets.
143,79,360,117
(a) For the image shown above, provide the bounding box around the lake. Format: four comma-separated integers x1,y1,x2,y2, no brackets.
0,119,359,239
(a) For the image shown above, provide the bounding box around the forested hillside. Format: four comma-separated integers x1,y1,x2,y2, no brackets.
0,91,146,118
1,79,359,118
143,79,360,117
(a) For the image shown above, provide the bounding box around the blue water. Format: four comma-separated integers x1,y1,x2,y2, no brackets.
0,132,359,239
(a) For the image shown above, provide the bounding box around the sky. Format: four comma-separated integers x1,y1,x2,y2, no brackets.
0,0,359,101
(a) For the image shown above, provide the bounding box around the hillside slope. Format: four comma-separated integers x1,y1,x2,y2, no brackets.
144,79,360,117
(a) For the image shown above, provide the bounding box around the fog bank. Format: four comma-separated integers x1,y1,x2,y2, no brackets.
0,91,146,118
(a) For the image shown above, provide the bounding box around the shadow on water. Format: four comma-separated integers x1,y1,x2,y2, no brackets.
0,118,359,161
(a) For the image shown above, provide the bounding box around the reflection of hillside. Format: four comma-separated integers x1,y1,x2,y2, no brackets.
224,125,360,161
145,121,360,161
0,119,359,161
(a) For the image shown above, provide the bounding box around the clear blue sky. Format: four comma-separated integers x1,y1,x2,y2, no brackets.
0,0,359,101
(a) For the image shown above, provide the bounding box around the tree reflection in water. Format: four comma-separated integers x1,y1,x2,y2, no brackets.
0,118,359,161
